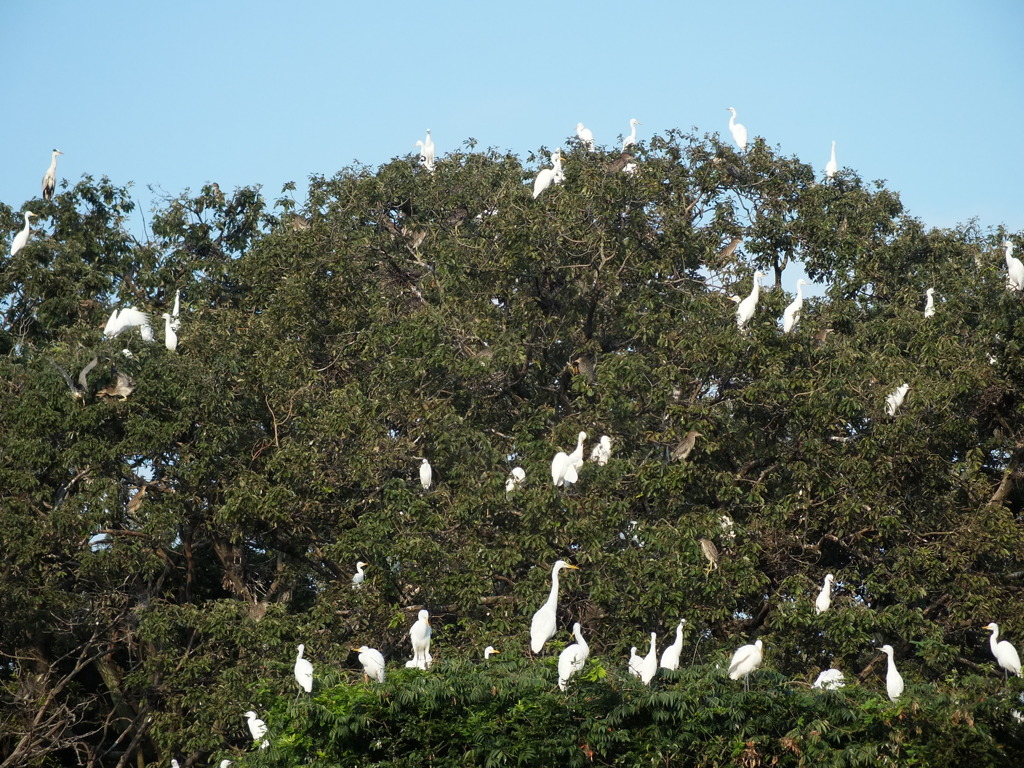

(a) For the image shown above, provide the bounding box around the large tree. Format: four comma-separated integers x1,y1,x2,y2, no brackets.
1,131,1021,767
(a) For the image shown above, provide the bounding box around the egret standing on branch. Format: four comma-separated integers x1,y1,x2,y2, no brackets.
576,122,595,151
782,279,808,333
622,118,641,149
294,644,313,694
885,383,910,417
243,711,269,749
419,458,433,490
557,622,589,691
162,312,178,352
736,271,764,331
878,644,904,700
660,620,686,671
353,645,386,683
983,622,1022,678
590,435,612,466
639,632,658,685
42,149,63,201
813,668,845,689
825,141,837,179
1004,241,1024,291
815,574,834,614
410,609,432,670
551,431,587,487
530,560,579,654
10,211,37,257
727,108,748,152
505,466,526,495
532,150,564,199
924,288,936,319
415,130,435,172
352,561,368,589
727,638,763,690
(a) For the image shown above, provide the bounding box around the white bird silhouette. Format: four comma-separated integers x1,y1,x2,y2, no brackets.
419,458,433,490
627,646,642,678
353,645,385,683
415,129,435,172
505,466,526,495
530,560,579,654
590,435,612,466
533,150,564,199
727,108,748,152
825,141,837,179
352,561,368,589
551,431,587,487
243,710,269,749
622,118,642,150
639,632,658,685
728,638,763,689
484,645,500,659
557,622,589,691
42,149,63,201
576,122,595,151
815,573,834,614
878,644,904,700
736,271,764,330
1004,241,1024,291
983,622,1022,678
812,668,845,689
660,620,686,670
782,279,809,333
294,644,313,694
924,288,936,319
162,313,178,352
10,211,38,257
885,383,910,417
410,609,432,669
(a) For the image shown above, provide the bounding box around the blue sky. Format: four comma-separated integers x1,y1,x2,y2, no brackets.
3,0,1022,245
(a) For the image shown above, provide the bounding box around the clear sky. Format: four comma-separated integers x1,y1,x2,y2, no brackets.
3,0,1022,240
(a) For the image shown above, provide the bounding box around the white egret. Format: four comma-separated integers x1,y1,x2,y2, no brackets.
671,430,703,462
419,458,433,490
590,435,612,466
171,289,181,330
10,211,38,257
551,431,587,487
171,760,180,768
782,279,809,333
815,573,834,614
104,308,154,342
353,645,386,683
825,141,837,179
885,383,910,417
812,668,845,689
484,645,500,659
294,644,313,694
660,620,686,670
719,514,736,540
699,538,720,575
627,647,642,678
243,710,269,749
162,313,178,352
727,108,748,152
532,150,564,199
42,149,63,201
415,130,435,172
736,271,764,331
1004,241,1024,291
728,638,763,689
220,761,233,768
576,122,595,151
529,560,579,654
639,632,658,685
505,466,526,495
622,118,642,149
352,561,369,589
983,622,1022,678
924,288,936,319
557,622,590,691
410,609,432,669
878,644,904,700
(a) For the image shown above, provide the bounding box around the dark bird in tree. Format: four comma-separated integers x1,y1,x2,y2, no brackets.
699,538,720,575
49,358,98,402
671,430,703,462
571,354,597,384
97,370,135,400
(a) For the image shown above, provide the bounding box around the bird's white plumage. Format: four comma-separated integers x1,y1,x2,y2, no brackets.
352,560,368,589
419,458,433,490
639,631,658,685
552,431,587,487
533,150,564,199
984,623,1022,677
104,308,154,341
660,620,686,670
719,514,735,540
244,710,269,748
812,668,845,689
10,211,37,257
42,149,63,201
815,573,834,614
736,271,764,330
590,435,612,466
484,645,499,659
530,560,578,653
1004,241,1024,291
162,313,178,352
171,289,181,329
410,609,432,669
825,141,837,179
924,288,936,319
505,466,526,495
415,129,435,172
622,118,641,150
728,638,763,682
879,644,904,700
727,108,748,152
294,644,313,693
557,622,589,691
355,645,386,683
782,279,808,333
627,647,642,678
885,384,910,417
576,122,595,151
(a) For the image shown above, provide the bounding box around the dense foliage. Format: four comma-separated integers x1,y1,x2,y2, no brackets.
1,129,1022,767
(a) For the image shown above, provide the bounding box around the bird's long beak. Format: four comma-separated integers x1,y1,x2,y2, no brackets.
350,647,361,652
566,564,580,570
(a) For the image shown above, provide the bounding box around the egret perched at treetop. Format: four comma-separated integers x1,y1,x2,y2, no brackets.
639,632,658,685
352,561,369,589
782,279,809,333
813,668,846,689
627,647,642,678
42,149,63,201
576,122,595,151
353,645,386,683
660,620,686,670
727,638,763,690
529,560,579,654
557,622,589,691
551,431,587,487
878,644,904,700
104,308,154,342
243,710,269,749
419,458,433,490
815,573,834,614
410,609,432,669
505,466,526,495
533,150,564,199
162,312,178,352
294,644,313,694
415,130,435,172
885,383,910,417
1004,241,1024,291
10,211,37,257
622,118,642,150
983,623,1022,678
590,435,612,466
736,271,764,331
727,108,748,152
825,141,837,179
924,288,936,319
